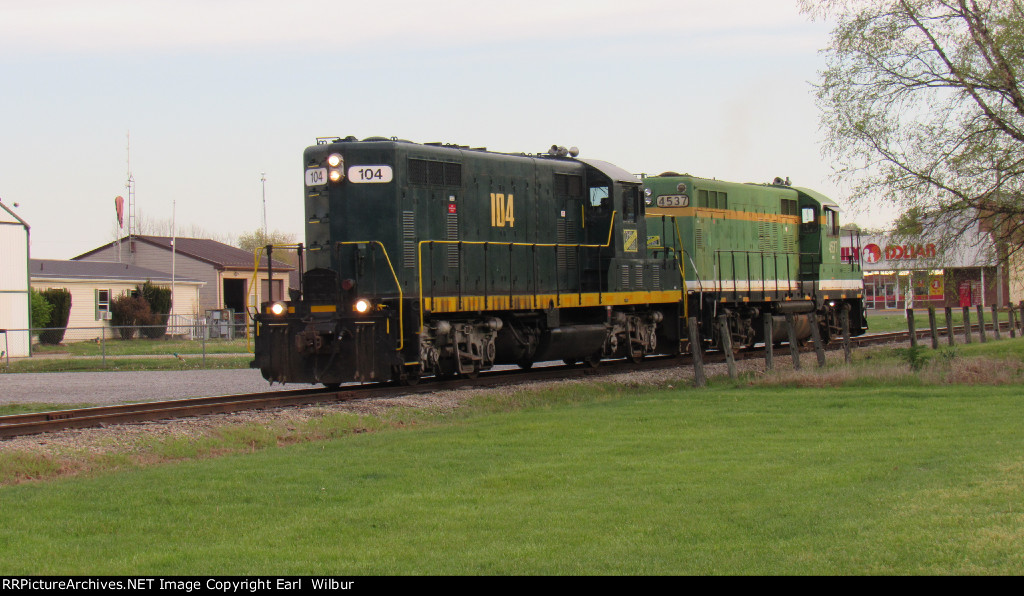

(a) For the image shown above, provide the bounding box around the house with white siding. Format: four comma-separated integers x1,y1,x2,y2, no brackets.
73,236,294,318
30,260,204,342
0,200,31,357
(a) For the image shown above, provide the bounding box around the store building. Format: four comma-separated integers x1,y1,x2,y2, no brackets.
848,219,1008,310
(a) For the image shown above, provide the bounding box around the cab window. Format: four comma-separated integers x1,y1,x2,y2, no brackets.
801,206,818,233
825,208,839,236
623,186,641,223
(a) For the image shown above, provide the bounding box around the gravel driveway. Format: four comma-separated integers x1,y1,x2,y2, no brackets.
0,369,308,405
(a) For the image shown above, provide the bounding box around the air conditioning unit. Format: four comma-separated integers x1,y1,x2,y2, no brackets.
101,311,113,321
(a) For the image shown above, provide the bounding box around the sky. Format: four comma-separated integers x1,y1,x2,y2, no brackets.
0,0,898,260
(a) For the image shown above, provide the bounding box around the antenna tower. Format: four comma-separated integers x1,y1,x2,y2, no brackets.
126,131,137,263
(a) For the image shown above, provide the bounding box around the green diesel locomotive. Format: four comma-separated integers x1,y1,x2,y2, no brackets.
251,137,865,386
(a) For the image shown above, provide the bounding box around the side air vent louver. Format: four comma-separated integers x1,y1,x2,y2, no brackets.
403,211,416,268
446,213,459,268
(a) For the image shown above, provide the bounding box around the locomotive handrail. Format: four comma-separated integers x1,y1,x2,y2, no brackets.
249,243,305,349
711,249,803,298
415,212,618,333
334,241,404,351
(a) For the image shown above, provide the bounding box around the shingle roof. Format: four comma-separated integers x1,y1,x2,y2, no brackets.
73,236,294,270
30,259,204,284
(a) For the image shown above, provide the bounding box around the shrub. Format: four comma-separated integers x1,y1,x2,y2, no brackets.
29,289,53,330
895,345,930,371
138,281,172,339
110,294,152,340
38,288,72,345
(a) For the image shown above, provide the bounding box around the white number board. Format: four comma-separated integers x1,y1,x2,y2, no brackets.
656,195,689,207
305,168,328,186
348,165,393,183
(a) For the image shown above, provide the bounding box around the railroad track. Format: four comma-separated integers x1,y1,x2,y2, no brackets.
1,323,1015,440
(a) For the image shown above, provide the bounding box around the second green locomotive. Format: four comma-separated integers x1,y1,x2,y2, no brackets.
252,137,865,386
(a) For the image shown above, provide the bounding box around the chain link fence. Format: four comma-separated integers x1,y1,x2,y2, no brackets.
1,315,257,371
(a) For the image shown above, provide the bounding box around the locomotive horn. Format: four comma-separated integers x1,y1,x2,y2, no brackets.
569,146,579,157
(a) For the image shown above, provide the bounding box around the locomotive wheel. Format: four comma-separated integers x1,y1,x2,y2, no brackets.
323,383,342,390
562,358,577,366
585,352,602,368
464,363,481,379
517,359,534,370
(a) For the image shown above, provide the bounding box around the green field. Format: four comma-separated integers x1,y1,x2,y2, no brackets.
865,308,1016,334
31,337,251,357
2,339,1023,574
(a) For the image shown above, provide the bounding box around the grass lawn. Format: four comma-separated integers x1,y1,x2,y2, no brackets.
865,308,1016,334
31,337,251,357
2,339,1024,574
2,355,252,374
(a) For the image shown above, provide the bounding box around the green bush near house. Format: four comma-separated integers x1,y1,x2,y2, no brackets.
29,289,53,331
138,281,172,339
37,288,71,345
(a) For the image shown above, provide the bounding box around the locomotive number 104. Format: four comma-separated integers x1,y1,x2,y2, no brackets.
490,193,515,228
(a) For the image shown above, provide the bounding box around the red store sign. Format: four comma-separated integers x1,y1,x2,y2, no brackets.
858,243,937,264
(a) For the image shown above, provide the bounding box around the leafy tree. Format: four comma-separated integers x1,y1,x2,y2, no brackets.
38,288,71,345
237,228,298,267
138,280,172,339
30,289,53,330
801,0,1024,257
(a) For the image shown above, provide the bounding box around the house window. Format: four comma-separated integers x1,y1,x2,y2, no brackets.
95,289,111,320
261,279,284,303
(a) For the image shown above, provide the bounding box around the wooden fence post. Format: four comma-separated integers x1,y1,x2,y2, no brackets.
945,307,955,346
977,305,987,343
906,308,917,348
688,317,706,388
928,307,939,349
718,315,737,379
764,314,774,371
1010,305,1017,339
785,313,801,371
991,305,1001,340
963,307,973,344
808,314,826,368
840,305,852,364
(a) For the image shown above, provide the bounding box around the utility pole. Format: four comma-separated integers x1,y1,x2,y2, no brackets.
261,172,268,242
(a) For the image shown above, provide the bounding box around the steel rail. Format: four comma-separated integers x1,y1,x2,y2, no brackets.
1,324,1016,440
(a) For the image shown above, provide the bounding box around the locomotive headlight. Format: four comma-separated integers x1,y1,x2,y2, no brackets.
327,153,344,182
354,298,371,314
269,302,286,316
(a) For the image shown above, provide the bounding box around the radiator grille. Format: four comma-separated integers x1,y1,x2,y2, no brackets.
403,211,416,268
556,219,578,271
446,214,459,268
